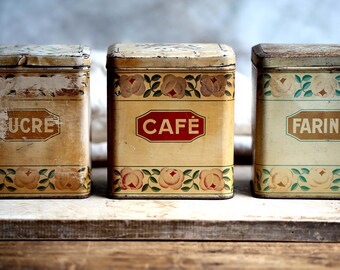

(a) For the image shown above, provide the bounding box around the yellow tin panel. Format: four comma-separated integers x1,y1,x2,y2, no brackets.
252,44,340,198
0,45,91,198
107,43,235,198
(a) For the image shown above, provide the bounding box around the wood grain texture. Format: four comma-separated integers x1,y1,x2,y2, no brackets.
0,166,339,241
1,241,340,270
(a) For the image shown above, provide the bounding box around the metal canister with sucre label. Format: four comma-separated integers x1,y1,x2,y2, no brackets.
0,45,91,198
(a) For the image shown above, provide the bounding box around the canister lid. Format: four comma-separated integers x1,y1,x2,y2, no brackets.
107,43,235,68
252,44,340,68
0,45,90,67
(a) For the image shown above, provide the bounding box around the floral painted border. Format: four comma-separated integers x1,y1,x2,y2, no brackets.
254,165,340,195
111,72,234,99
110,166,233,195
0,72,89,98
257,73,340,99
0,166,91,194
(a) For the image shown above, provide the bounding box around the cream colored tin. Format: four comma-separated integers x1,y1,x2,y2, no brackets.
0,45,91,198
252,44,340,198
107,43,235,198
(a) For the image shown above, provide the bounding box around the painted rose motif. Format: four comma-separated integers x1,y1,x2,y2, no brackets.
200,75,227,97
199,169,224,191
14,168,40,189
55,169,81,191
312,74,337,98
120,168,144,190
268,168,293,191
119,75,145,98
159,168,184,190
160,74,186,99
270,74,296,97
308,168,333,189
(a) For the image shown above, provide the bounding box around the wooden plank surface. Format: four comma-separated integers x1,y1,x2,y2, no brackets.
1,241,340,270
0,166,339,241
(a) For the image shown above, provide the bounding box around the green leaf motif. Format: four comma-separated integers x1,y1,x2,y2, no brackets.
113,73,120,79
336,90,340,96
294,89,303,98
152,169,160,175
263,178,269,184
0,183,4,190
0,169,6,175
222,168,230,175
79,90,85,96
302,82,311,90
291,183,299,191
37,186,47,191
48,170,55,179
143,89,152,98
7,186,16,192
153,90,162,97
263,169,270,175
39,169,48,175
292,169,301,175
185,90,192,96
302,75,312,81
151,187,161,192
150,176,158,184
7,169,16,175
332,169,340,176
193,183,199,190
256,172,261,181
49,183,56,190
195,75,201,82
223,176,231,181
335,75,340,80
144,75,151,83
301,168,310,174
151,82,160,90
264,80,270,88
295,75,302,83
299,175,307,183
193,170,200,179
142,184,149,192
264,74,271,79
39,178,49,184
225,184,231,190
225,90,232,96
227,81,233,88
114,187,121,193
185,75,195,80
142,169,151,176
300,186,310,191
332,178,340,184
256,182,261,191
181,187,191,192
183,179,193,185
264,91,272,96
151,74,161,81
330,186,339,191
224,74,233,79
78,168,86,172
5,176,13,183
263,186,270,191
194,90,201,98
303,90,313,97
113,170,121,176
188,82,195,90
113,178,120,185
183,169,192,176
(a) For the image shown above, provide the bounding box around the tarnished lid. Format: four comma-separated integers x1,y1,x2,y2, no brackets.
107,43,235,68
252,44,340,68
0,45,90,67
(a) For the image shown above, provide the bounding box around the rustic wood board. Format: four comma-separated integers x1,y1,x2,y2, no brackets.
0,166,339,241
1,241,340,270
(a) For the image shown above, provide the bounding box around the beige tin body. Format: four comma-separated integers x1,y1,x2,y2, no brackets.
0,45,91,198
252,44,340,198
107,43,235,198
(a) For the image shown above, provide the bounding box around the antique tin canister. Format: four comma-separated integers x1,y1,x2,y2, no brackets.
0,45,91,198
107,43,235,198
252,44,340,198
